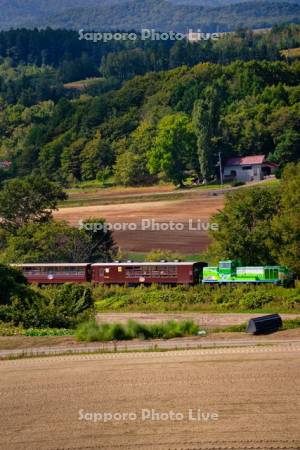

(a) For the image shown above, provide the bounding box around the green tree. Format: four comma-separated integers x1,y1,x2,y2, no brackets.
148,113,196,186
81,132,112,181
0,176,67,232
80,218,117,262
271,163,300,275
3,221,91,263
61,137,87,182
193,86,221,182
3,219,116,263
268,104,300,164
114,150,150,186
0,264,28,305
209,187,280,265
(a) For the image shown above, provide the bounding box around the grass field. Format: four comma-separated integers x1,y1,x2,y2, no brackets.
63,77,104,90
281,47,300,59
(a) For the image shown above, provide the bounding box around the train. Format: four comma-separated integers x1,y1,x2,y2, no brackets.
203,260,294,286
13,259,294,287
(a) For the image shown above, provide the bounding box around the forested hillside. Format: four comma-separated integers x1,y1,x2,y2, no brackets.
1,25,299,82
0,0,300,31
0,25,299,187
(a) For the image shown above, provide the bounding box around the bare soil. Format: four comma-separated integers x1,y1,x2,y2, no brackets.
0,345,299,449
54,193,224,253
96,312,300,328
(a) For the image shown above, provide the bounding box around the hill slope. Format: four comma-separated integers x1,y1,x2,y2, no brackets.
0,0,299,31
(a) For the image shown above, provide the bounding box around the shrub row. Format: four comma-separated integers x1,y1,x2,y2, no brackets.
94,284,300,312
76,319,200,342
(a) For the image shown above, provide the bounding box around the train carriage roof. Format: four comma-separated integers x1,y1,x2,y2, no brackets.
92,262,203,266
13,263,90,267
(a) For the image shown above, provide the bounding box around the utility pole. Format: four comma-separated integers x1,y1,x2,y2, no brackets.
219,152,223,188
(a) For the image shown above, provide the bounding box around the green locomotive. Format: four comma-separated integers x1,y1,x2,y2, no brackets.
202,260,294,286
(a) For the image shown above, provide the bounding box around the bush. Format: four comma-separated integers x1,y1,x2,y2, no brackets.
0,282,94,329
238,291,273,309
76,319,200,342
94,284,300,313
0,321,23,336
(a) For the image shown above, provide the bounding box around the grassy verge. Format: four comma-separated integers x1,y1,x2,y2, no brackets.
94,284,300,313
217,317,300,333
59,192,183,208
63,77,104,90
0,323,74,337
76,319,200,342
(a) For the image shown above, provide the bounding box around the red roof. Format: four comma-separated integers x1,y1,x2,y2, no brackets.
225,155,266,166
0,160,12,168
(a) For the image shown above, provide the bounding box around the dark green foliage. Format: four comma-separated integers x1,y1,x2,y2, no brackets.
43,284,94,323
2,219,117,263
270,163,300,275
0,26,300,185
209,162,300,275
209,186,281,265
148,113,196,185
0,264,28,305
0,175,67,232
0,277,94,328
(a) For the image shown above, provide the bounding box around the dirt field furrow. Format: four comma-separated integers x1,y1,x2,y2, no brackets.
54,194,224,253
1,345,299,450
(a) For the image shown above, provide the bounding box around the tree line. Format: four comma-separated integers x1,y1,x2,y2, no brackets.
209,162,300,277
0,58,299,186
0,25,299,84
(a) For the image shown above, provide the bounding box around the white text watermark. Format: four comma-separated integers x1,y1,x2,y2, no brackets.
79,408,219,423
78,29,221,43
79,219,219,233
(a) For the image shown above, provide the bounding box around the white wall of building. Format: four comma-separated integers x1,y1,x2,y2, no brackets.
224,164,263,182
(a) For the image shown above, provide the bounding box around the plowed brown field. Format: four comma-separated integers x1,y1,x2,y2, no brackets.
54,192,224,253
1,346,300,450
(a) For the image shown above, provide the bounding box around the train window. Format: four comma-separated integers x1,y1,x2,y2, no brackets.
125,265,177,278
21,266,86,275
105,268,110,273
125,266,143,278
118,267,123,272
219,262,231,269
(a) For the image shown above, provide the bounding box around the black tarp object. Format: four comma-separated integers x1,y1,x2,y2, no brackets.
246,314,283,334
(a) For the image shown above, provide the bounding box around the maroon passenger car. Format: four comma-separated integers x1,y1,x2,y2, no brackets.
92,262,207,285
14,263,91,284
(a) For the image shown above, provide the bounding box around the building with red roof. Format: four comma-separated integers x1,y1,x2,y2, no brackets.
223,155,278,183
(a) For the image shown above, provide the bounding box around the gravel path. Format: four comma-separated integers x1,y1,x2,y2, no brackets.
96,312,300,328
